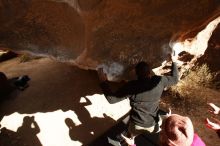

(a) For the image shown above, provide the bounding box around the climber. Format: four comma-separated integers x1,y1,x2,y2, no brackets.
98,53,179,142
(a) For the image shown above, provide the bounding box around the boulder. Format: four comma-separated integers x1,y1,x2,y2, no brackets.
0,0,220,79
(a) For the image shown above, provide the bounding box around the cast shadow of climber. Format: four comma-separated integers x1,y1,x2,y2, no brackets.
16,116,42,146
71,96,116,132
65,97,115,145
71,96,94,131
65,114,115,146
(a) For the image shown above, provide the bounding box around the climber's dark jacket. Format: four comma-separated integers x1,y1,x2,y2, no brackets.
100,62,179,127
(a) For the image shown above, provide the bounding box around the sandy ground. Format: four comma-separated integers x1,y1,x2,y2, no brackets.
0,57,220,146
0,57,131,146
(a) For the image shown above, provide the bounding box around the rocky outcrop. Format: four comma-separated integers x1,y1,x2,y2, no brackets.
0,0,85,60
197,24,220,85
198,24,220,71
0,0,220,79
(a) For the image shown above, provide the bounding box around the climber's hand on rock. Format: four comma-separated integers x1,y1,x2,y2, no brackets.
166,53,172,62
98,68,107,82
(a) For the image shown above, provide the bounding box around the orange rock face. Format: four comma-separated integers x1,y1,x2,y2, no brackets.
0,0,85,60
0,0,220,78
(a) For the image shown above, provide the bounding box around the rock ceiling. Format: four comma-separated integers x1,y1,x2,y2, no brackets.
0,0,220,79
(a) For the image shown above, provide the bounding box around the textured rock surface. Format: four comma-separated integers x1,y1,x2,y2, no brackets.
0,0,85,60
197,24,220,84
0,0,220,78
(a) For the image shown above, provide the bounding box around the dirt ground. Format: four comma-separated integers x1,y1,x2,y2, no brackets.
0,57,131,146
0,57,220,146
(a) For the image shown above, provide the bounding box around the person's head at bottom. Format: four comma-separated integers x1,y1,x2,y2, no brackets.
160,114,194,146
